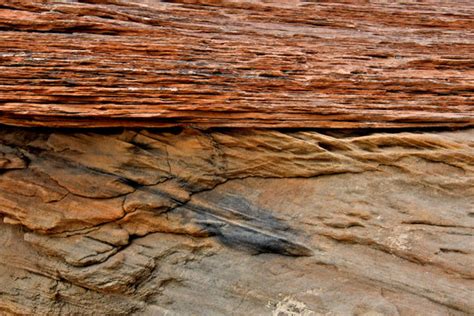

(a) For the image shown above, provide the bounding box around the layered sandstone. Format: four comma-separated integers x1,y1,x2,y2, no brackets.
0,1,473,315
0,127,473,315
0,1,472,128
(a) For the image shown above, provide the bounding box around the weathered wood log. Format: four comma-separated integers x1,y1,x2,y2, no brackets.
0,0,473,128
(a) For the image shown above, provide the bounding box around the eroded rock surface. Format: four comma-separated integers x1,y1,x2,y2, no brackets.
0,127,473,315
0,1,473,128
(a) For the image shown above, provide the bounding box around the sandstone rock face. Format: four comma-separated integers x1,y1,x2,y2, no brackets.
0,127,473,315
0,1,473,315
0,1,473,128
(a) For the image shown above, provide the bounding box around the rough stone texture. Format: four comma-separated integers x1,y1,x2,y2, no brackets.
0,1,473,315
0,0,473,128
0,126,473,315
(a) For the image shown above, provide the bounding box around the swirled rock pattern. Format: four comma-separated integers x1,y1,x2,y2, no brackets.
0,127,473,315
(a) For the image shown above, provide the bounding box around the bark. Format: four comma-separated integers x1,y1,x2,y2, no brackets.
0,0,472,128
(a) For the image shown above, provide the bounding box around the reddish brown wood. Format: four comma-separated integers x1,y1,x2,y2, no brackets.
0,0,472,128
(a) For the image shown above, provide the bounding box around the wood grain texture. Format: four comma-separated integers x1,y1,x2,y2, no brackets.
0,0,473,128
